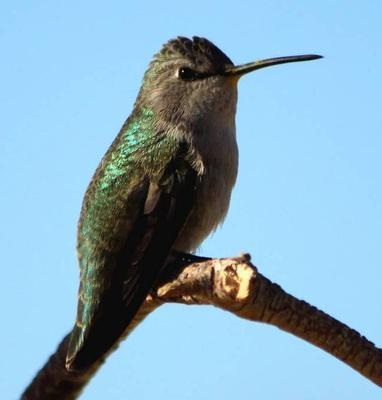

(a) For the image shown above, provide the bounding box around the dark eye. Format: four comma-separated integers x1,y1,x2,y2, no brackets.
178,67,197,81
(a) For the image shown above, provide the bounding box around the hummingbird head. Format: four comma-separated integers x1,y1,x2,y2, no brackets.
135,36,239,137
135,36,322,138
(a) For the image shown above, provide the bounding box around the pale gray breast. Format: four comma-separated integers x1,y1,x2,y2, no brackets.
174,110,238,252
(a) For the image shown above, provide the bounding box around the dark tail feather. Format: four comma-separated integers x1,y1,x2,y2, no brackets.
20,333,100,400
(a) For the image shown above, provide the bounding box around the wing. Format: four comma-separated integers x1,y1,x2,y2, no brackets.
66,140,197,370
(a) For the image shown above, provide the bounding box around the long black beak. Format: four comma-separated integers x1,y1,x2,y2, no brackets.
224,54,323,76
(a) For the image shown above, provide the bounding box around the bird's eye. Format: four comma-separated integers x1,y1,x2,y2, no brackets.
178,67,198,81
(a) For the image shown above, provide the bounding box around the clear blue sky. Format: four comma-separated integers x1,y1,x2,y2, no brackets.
1,1,381,399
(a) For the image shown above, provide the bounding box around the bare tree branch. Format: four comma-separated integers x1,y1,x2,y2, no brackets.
20,253,382,399
155,254,382,387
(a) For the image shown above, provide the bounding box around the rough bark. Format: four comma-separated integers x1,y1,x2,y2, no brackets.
20,254,382,399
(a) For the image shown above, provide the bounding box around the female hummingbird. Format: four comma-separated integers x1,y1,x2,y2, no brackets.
66,36,321,370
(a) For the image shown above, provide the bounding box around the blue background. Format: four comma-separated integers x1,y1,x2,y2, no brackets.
1,1,381,399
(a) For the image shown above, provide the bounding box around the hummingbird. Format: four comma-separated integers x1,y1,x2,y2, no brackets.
66,36,321,371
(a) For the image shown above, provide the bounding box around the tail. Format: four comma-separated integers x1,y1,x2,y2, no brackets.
20,333,99,400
